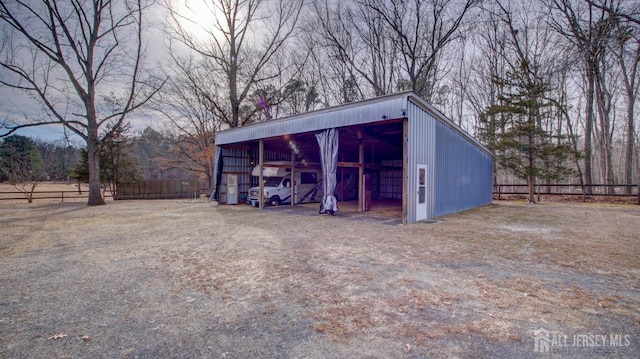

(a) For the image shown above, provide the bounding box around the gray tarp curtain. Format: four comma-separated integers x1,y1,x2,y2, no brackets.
316,128,339,215
210,146,223,201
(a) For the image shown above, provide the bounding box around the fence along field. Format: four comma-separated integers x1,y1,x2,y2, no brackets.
1,181,638,204
494,183,640,205
0,180,201,203
0,182,108,203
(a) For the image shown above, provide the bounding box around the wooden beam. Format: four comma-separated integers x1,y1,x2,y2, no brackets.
337,161,402,170
336,161,362,168
257,162,315,168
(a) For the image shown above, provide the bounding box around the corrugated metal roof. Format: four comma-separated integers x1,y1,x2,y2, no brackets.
215,91,492,157
215,91,409,145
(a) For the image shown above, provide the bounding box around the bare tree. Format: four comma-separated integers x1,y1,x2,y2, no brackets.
0,0,162,205
465,8,511,185
358,0,481,102
302,24,365,104
546,0,616,194
587,0,640,26
308,0,398,99
165,0,303,128
606,3,640,193
479,0,579,203
153,53,220,193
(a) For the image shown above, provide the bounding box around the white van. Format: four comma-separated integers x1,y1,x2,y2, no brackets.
246,162,323,206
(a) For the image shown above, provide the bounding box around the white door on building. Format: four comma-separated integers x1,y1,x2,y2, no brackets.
416,164,428,221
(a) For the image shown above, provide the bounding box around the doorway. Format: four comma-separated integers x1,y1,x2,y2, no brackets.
416,164,428,221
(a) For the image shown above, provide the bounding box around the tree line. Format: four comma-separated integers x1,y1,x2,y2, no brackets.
0,127,209,200
1,0,638,204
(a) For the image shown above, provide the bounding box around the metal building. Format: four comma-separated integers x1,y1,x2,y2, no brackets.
213,91,493,223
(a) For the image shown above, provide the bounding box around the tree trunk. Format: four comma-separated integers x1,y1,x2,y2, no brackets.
595,72,615,195
625,88,636,195
528,130,535,203
583,71,595,194
87,132,105,206
528,174,535,203
205,163,214,195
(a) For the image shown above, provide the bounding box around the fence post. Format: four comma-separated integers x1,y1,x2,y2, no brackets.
61,191,64,203
637,181,639,205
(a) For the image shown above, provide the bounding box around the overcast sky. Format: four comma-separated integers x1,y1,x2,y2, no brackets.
1,1,173,144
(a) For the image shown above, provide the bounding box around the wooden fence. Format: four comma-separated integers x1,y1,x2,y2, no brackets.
115,180,200,200
0,190,113,203
494,184,640,204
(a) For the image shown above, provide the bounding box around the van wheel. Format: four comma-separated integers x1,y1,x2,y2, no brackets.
269,196,281,206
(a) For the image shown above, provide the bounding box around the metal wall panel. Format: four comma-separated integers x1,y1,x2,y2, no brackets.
433,120,493,217
219,147,252,203
406,98,493,222
406,103,437,222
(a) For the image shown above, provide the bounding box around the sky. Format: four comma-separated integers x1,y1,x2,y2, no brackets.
0,1,177,146
0,0,299,145
13,124,71,143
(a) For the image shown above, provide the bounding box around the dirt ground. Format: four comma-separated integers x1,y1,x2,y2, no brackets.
0,196,638,358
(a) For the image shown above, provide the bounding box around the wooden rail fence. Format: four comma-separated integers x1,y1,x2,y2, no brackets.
0,190,113,203
493,184,640,204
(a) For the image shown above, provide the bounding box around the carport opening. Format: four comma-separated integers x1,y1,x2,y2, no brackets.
217,119,405,222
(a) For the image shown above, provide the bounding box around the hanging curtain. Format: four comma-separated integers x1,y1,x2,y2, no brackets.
316,128,339,215
210,146,223,201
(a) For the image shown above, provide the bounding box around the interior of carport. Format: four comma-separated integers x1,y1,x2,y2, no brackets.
218,118,407,223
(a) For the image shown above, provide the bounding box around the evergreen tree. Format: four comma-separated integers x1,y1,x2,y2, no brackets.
479,61,579,202
71,124,141,197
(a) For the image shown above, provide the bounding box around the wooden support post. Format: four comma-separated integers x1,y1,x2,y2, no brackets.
402,119,408,224
291,148,295,206
259,139,264,209
340,154,345,201
358,130,364,212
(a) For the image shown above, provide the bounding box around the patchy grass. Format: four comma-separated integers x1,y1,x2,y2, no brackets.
0,199,638,358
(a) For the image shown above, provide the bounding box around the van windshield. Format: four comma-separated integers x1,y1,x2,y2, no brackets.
264,177,283,187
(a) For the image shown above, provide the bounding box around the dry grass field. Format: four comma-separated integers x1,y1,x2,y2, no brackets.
0,191,638,358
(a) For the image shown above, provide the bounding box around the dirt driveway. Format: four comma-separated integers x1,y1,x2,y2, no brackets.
0,199,638,358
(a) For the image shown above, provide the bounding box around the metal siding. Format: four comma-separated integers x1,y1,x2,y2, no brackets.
407,94,492,157
406,102,437,223
216,95,410,145
433,121,493,218
220,147,252,202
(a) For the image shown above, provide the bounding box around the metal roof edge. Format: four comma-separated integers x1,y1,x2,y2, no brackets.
406,94,493,158
215,91,414,142
215,91,492,159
